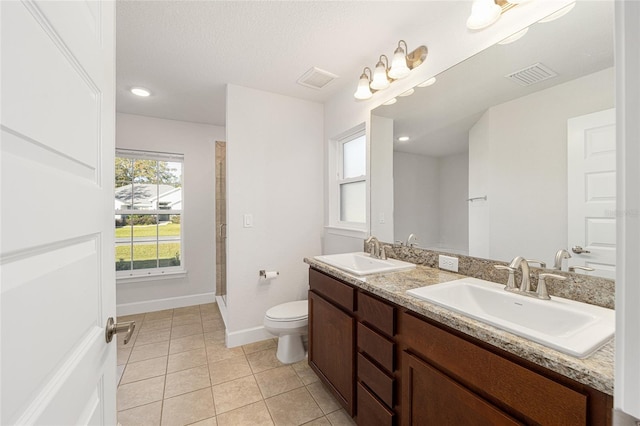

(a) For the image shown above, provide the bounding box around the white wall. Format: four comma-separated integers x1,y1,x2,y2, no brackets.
115,113,225,314
393,151,468,250
468,68,614,265
322,1,575,255
468,110,492,258
394,152,439,247
438,152,469,252
225,84,323,346
370,115,394,243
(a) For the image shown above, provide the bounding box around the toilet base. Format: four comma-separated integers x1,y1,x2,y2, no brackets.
276,334,306,364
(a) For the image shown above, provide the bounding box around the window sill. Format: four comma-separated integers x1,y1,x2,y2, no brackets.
117,270,188,284
325,225,368,239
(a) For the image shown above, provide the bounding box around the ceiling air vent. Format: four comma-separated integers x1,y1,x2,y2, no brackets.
505,62,558,87
297,67,339,90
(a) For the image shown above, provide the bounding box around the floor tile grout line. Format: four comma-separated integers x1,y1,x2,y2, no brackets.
199,305,217,419
158,308,174,426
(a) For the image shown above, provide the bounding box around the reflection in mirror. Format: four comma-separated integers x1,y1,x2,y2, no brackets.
370,1,615,278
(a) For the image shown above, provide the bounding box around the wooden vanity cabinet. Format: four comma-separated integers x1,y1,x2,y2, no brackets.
308,269,356,415
356,292,398,426
308,268,613,426
399,311,613,426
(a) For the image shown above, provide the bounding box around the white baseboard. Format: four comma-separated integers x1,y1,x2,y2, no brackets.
215,295,228,327
117,292,216,316
226,325,275,348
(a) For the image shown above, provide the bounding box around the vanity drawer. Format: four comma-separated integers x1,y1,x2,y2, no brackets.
357,322,395,373
357,353,394,408
309,268,355,312
400,312,588,425
358,291,395,337
357,382,395,426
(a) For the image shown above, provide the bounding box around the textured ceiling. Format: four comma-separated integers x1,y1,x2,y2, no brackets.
115,1,470,126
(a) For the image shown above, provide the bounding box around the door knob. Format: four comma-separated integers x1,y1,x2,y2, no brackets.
105,317,136,344
571,245,591,254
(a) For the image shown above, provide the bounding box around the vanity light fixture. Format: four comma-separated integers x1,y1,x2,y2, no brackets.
131,86,151,97
389,41,411,79
371,55,391,90
353,67,374,100
353,40,428,100
398,136,410,142
417,77,437,87
466,0,502,30
466,0,525,31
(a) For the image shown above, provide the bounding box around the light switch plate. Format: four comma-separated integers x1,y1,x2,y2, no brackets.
439,255,459,272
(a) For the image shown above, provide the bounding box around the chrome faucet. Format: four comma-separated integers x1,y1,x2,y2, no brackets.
365,236,386,259
406,233,418,247
553,249,572,270
495,256,566,300
509,256,532,292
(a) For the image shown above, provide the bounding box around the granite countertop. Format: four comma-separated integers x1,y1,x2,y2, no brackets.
304,258,614,396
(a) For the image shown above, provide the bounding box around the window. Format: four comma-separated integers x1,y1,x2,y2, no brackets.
115,149,184,278
330,126,367,230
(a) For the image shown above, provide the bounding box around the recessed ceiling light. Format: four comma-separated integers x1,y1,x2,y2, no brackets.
131,87,151,97
398,136,410,142
398,88,415,97
417,77,437,87
382,98,397,106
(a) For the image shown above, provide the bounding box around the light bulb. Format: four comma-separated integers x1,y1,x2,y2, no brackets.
389,46,411,79
466,0,502,30
371,60,390,90
131,87,151,97
353,74,373,100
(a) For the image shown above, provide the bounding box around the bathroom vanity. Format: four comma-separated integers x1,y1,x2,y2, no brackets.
306,260,613,426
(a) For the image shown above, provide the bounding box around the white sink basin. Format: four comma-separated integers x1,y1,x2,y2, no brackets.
406,277,614,358
314,252,416,276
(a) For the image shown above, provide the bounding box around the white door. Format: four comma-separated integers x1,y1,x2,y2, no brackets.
1,1,117,424
567,108,616,279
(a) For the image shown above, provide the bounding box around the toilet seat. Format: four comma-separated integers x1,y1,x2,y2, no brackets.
265,300,308,322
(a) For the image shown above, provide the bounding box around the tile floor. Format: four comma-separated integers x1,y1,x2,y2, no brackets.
117,303,356,426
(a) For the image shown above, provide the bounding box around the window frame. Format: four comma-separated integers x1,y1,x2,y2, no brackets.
328,124,369,233
115,148,185,281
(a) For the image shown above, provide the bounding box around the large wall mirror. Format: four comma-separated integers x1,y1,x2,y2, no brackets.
370,1,615,279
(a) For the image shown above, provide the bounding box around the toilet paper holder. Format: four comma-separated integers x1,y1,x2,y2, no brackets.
259,270,279,278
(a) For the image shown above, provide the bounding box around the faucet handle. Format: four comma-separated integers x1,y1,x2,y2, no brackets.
569,265,595,273
536,273,566,300
494,265,517,290
526,259,547,269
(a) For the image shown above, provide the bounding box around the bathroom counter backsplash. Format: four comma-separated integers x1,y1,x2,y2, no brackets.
369,242,615,309
304,257,614,396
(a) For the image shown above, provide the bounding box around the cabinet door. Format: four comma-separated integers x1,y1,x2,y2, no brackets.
402,352,523,426
309,291,355,415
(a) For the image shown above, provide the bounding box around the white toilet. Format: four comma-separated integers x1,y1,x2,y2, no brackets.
263,300,308,364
